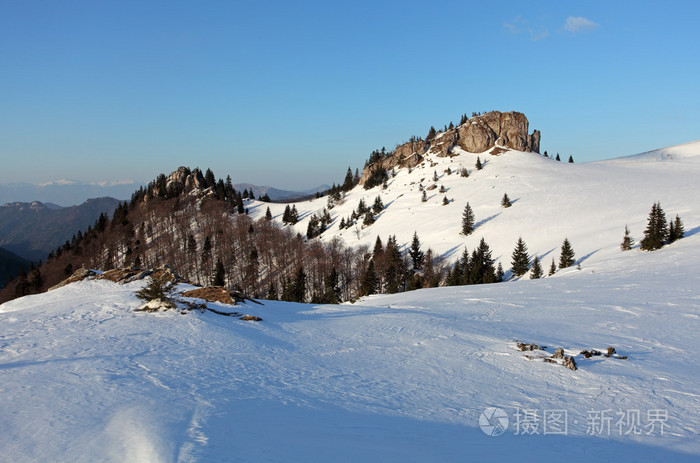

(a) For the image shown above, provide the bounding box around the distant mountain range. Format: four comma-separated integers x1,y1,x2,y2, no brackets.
0,197,121,262
0,180,142,207
233,183,330,201
0,179,330,206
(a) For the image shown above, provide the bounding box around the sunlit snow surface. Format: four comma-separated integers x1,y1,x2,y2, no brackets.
1,236,699,462
2,143,700,462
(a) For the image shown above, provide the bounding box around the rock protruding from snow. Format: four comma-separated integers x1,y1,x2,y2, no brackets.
49,264,187,291
359,110,540,185
456,111,539,153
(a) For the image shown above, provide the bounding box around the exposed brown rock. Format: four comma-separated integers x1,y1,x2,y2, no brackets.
181,286,241,305
563,356,578,371
360,111,540,185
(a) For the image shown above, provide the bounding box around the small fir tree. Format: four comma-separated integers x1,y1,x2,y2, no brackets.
496,262,504,282
530,256,543,279
373,195,384,213
460,167,469,178
442,196,449,205
668,214,685,243
360,260,379,296
640,202,668,251
136,273,174,302
511,237,530,277
549,259,557,276
620,225,634,251
462,203,475,235
265,207,272,221
475,156,483,170
212,259,226,286
568,155,574,163
501,193,511,208
421,190,427,202
559,238,576,268
267,283,278,300
409,232,424,271
555,153,561,161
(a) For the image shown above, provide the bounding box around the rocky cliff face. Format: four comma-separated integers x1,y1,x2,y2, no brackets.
456,111,539,153
360,111,540,185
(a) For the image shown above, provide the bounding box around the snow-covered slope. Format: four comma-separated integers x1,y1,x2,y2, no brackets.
1,232,699,461
248,141,700,274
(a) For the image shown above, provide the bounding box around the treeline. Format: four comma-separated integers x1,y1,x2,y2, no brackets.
0,168,454,304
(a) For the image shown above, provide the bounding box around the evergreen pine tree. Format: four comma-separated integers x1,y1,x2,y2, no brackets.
549,259,557,276
460,167,469,177
322,268,341,303
427,126,437,141
409,232,424,271
442,196,449,205
511,237,530,277
530,256,543,279
496,262,504,282
421,190,427,202
461,203,475,235
373,196,384,213
668,214,685,243
363,212,375,226
568,155,574,163
204,168,216,188
674,215,684,240
555,153,561,161
265,207,272,221
640,202,668,250
212,259,226,286
135,273,174,302
29,267,43,293
282,205,291,224
383,236,405,293
292,267,306,303
267,283,278,300
620,225,635,251
342,167,354,191
469,238,496,284
433,170,439,182
14,268,29,297
373,236,384,260
360,260,379,296
475,156,483,170
559,238,576,268
501,193,511,208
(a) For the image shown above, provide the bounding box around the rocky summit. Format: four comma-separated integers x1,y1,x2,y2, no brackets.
361,110,540,184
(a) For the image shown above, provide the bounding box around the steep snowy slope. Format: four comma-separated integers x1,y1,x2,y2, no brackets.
249,141,700,275
1,232,699,462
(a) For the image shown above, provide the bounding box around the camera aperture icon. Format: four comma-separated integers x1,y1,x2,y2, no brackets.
480,407,509,436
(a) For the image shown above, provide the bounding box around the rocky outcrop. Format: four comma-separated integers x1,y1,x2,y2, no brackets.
454,111,539,154
360,111,540,185
360,140,427,184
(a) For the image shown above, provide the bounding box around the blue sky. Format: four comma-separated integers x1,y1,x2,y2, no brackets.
1,1,699,190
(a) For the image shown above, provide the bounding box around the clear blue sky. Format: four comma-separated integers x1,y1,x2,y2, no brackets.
2,1,699,190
